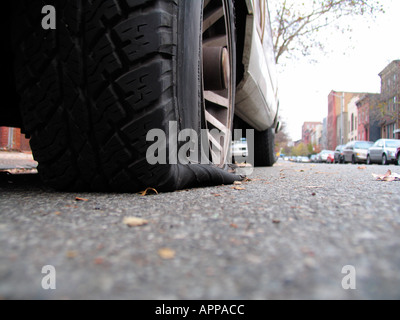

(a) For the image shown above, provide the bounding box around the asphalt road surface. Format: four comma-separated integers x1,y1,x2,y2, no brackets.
1,159,400,300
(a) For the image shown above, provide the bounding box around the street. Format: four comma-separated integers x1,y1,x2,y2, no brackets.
1,158,400,299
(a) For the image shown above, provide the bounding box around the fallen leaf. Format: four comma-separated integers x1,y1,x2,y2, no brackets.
75,197,89,202
233,181,242,185
123,217,149,227
139,188,158,196
372,170,400,181
94,257,105,265
233,186,246,190
272,219,281,224
66,251,78,258
311,192,317,196
358,166,367,170
230,223,238,228
54,211,62,215
158,248,175,260
212,193,222,197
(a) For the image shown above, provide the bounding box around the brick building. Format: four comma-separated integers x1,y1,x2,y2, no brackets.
378,60,400,139
356,94,381,142
302,122,322,146
327,91,363,150
0,127,31,152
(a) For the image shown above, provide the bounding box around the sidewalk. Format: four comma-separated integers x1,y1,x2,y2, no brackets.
0,151,38,172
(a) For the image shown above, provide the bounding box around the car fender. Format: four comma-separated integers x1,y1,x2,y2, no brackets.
234,0,278,132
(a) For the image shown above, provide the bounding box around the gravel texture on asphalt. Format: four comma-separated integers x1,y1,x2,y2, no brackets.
1,161,400,299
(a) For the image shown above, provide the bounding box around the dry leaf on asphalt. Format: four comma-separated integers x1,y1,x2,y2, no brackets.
233,186,246,190
233,181,242,185
358,166,367,170
66,251,78,258
372,170,400,182
139,187,159,196
123,217,149,227
75,197,89,202
158,248,175,260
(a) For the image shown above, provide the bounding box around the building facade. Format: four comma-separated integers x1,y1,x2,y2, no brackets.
327,91,362,150
378,60,400,139
302,122,322,146
0,127,31,152
347,96,359,142
356,94,381,142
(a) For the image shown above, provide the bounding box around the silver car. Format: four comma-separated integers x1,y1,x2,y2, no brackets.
367,139,400,165
342,141,374,164
318,150,334,163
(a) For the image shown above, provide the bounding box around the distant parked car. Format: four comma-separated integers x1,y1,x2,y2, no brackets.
298,156,311,163
327,152,335,164
367,139,400,165
342,141,374,164
318,150,335,163
310,154,317,163
334,145,345,163
231,139,248,159
396,147,400,166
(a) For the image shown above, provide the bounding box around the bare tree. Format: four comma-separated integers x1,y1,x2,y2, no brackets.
269,0,384,64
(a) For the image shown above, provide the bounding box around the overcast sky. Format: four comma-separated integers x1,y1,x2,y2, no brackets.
275,0,400,141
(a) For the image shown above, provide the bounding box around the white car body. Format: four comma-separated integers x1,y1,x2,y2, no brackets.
231,140,249,158
235,0,279,132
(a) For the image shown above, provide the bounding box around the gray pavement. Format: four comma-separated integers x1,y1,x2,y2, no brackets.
0,160,400,299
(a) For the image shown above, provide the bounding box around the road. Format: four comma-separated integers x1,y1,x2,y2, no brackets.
1,159,400,300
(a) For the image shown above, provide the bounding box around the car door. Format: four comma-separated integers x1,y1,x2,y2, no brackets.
370,140,382,162
343,143,353,162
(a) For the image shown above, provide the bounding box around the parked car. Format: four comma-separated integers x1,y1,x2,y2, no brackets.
396,147,400,166
334,145,345,163
310,154,317,163
2,1,279,192
342,141,374,164
231,139,248,158
318,150,335,163
367,139,400,165
298,156,311,163
327,152,335,164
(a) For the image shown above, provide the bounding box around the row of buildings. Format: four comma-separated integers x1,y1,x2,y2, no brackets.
301,60,400,151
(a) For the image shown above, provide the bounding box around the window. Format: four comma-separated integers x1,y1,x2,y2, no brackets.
393,124,397,139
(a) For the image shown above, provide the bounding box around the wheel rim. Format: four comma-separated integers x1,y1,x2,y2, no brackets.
202,0,235,167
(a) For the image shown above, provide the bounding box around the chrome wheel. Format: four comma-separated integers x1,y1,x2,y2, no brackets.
202,0,235,167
